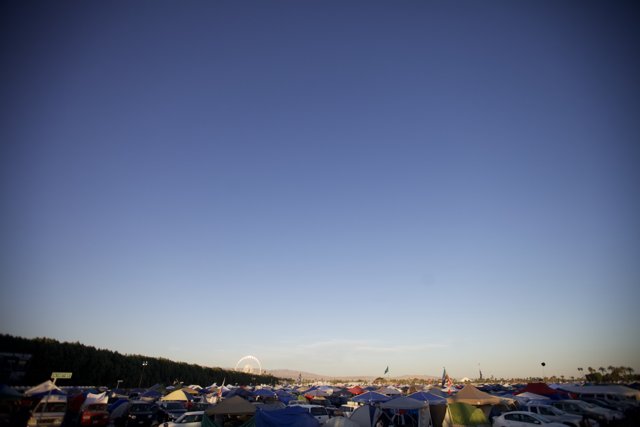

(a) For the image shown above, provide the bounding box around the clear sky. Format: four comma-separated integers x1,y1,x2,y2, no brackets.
1,1,639,381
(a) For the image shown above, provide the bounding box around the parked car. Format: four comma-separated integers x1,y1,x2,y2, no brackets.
522,403,586,427
578,396,635,414
78,402,109,426
163,410,203,427
113,401,158,427
27,395,67,427
551,400,622,424
492,411,568,427
291,404,330,425
157,401,187,422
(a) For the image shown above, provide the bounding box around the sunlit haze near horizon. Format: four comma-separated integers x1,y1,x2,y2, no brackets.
1,1,639,381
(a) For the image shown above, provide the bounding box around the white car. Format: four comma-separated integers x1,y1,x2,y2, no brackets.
523,404,588,427
492,411,567,427
163,411,204,427
551,400,623,423
292,404,330,425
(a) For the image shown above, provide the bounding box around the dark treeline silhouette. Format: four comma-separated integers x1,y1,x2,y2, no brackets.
0,334,277,387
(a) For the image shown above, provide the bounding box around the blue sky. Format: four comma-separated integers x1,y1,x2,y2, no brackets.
1,1,639,380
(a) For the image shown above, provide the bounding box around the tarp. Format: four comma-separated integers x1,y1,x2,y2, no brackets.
206,396,257,416
445,402,489,426
381,397,431,427
82,392,108,408
375,386,402,396
380,396,428,410
409,391,447,405
254,406,319,427
351,391,391,403
24,380,64,397
253,389,276,399
512,392,550,404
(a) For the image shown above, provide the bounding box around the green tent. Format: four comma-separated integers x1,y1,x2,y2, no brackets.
446,402,489,426
202,413,255,427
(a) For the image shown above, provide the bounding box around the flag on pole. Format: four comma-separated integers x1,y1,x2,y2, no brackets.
479,369,483,380
384,366,389,375
441,368,447,388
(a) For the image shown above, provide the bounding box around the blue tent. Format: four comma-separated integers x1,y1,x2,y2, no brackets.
255,406,319,427
352,391,391,403
253,389,277,399
408,391,447,405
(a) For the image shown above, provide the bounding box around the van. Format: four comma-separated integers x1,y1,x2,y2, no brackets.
292,404,329,425
27,395,67,427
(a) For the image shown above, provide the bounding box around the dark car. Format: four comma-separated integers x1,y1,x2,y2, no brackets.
157,401,187,423
114,401,158,427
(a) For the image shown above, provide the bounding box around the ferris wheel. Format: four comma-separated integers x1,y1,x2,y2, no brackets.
235,355,262,375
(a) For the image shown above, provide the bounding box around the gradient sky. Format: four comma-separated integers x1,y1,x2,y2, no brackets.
1,1,639,381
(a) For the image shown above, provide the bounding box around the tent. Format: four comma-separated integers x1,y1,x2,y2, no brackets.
0,384,22,400
515,383,567,399
557,384,640,400
375,386,402,396
347,386,364,395
380,396,431,427
253,389,277,399
409,392,447,405
447,385,503,419
443,402,489,427
409,392,447,427
205,396,257,427
447,385,502,406
141,389,163,400
325,416,360,427
254,406,319,427
161,389,193,401
206,396,257,416
350,404,382,427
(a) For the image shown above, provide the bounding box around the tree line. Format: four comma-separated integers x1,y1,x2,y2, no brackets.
0,334,277,387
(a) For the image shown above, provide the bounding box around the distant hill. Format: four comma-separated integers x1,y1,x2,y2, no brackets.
267,369,438,383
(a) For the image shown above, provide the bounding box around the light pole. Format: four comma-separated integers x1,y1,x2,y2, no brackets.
116,379,123,389
138,361,148,388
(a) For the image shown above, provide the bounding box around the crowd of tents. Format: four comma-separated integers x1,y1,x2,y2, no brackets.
2,379,640,427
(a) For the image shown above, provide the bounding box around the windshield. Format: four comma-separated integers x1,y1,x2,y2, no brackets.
86,404,107,411
35,402,66,413
536,415,551,423
310,407,327,415
539,406,560,416
130,404,153,413
165,402,184,410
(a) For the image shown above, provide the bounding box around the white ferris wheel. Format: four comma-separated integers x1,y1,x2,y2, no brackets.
235,355,262,375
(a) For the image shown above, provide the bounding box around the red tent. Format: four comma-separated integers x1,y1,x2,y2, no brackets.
347,386,364,395
515,383,568,398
